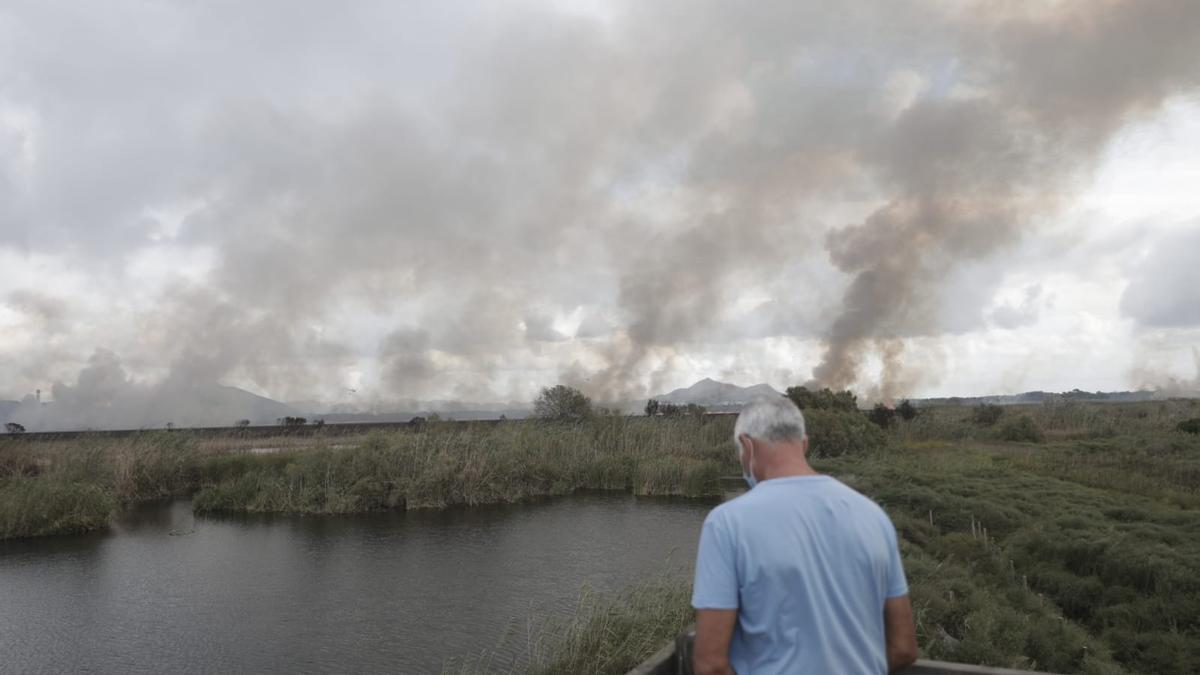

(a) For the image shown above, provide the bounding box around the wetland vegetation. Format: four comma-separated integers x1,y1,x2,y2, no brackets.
3,396,1199,673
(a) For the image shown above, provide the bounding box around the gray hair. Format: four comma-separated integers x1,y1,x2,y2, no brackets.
733,397,807,454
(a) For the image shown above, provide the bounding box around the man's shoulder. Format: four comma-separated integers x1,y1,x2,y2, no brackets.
703,496,740,524
721,476,893,523
825,477,895,523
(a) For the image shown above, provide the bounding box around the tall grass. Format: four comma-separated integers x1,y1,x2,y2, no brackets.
891,398,1200,445
193,417,737,513
525,579,694,675
0,432,207,539
0,476,115,539
822,443,1200,675
477,403,1200,675
0,417,753,537
445,576,694,675
6,400,1200,672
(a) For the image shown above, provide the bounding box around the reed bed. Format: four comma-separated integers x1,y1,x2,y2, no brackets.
471,402,1200,675
5,399,1200,672
0,416,747,537
503,436,1197,675
443,575,694,675
191,416,737,513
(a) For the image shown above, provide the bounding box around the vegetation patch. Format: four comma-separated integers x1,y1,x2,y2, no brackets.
6,397,1200,673
0,477,115,539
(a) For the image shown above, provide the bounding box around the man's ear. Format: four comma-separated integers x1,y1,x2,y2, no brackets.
801,436,809,456
738,434,754,459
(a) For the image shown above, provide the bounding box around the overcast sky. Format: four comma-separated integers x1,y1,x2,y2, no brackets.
1,0,1199,408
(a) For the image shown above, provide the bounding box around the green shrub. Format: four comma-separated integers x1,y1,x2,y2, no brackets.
785,386,858,412
868,403,897,429
998,415,1045,443
897,400,919,421
972,404,1005,427
805,409,888,458
1176,418,1200,434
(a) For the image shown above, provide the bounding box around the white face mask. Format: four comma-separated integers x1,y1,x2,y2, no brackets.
743,466,758,489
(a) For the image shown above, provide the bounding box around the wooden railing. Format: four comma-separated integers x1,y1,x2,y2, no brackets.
628,628,1056,675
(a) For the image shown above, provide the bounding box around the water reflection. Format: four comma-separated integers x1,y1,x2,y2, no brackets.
0,494,712,673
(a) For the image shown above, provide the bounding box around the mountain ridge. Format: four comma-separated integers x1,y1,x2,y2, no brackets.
0,384,300,432
650,378,782,407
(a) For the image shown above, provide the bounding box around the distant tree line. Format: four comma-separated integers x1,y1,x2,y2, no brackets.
644,399,707,417
274,417,325,428
530,382,931,432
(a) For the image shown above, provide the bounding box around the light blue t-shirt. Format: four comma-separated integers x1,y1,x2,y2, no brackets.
691,475,908,675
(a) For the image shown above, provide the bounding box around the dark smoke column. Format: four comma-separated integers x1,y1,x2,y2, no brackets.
810,0,1200,400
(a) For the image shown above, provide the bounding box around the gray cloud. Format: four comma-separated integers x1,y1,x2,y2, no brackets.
2,0,1200,414
4,289,69,332
989,284,1046,331
1121,225,1200,328
524,314,569,343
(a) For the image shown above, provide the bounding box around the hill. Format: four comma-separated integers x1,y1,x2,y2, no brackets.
914,389,1169,406
650,378,781,408
1,384,299,432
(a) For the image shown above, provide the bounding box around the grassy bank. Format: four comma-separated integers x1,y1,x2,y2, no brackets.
5,400,1199,672
819,444,1196,674
191,417,734,513
0,417,738,538
472,401,1200,675
0,431,205,539
495,434,1198,675
0,410,886,539
191,411,881,514
0,476,115,539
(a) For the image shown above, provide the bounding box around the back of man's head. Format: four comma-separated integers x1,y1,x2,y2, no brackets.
734,397,807,450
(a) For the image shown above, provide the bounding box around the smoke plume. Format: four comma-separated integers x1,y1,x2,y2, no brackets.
2,0,1200,416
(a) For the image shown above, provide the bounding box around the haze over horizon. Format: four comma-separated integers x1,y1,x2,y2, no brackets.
3,0,1200,416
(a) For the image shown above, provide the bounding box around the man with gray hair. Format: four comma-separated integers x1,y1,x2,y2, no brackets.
691,396,917,674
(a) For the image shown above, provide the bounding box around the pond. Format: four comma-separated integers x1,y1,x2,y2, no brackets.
0,494,712,673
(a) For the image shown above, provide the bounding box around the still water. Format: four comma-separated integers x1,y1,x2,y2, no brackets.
0,494,712,674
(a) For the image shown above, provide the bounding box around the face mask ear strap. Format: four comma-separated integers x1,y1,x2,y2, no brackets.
740,435,758,488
